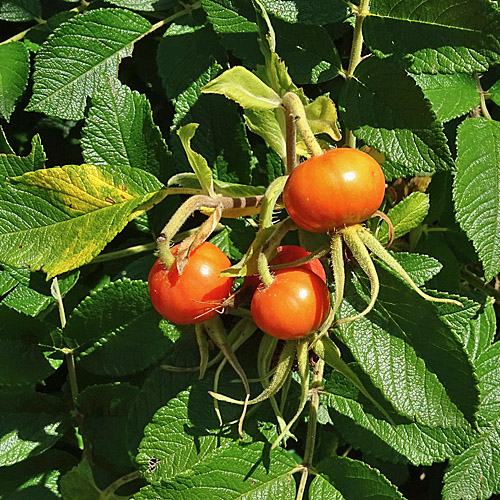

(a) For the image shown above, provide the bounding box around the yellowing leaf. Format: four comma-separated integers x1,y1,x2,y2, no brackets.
0,164,166,278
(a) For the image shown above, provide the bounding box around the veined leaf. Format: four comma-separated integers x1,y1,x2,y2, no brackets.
310,456,406,499
339,57,454,180
0,42,30,121
336,266,479,426
0,134,46,179
135,441,298,500
202,66,282,110
0,164,166,278
103,0,177,10
377,192,430,244
259,0,348,25
0,0,41,21
412,73,480,122
453,117,500,281
177,123,216,197
81,76,172,182
365,0,500,74
305,95,342,142
27,8,152,120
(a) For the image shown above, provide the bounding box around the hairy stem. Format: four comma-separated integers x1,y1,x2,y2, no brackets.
282,92,323,157
303,357,324,465
344,0,370,147
474,72,492,120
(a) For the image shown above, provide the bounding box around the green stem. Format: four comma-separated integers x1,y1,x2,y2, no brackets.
284,100,298,174
102,470,141,499
474,72,492,120
462,268,500,302
303,357,324,466
282,93,323,157
344,0,370,147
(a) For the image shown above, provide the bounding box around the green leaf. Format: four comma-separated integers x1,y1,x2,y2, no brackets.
453,117,500,281
310,456,406,499
202,66,282,110
260,0,348,24
274,20,341,84
60,458,129,500
477,338,500,422
412,73,480,122
136,386,235,483
365,0,500,74
339,57,454,181
377,192,430,244
305,95,342,142
442,423,500,500
0,163,166,278
27,8,152,120
381,252,442,287
103,0,177,10
0,0,40,21
135,441,298,500
489,79,500,108
0,134,46,179
76,383,139,467
63,280,178,376
0,449,76,499
336,265,479,426
0,392,69,467
0,308,60,385
24,11,78,52
202,0,258,34
323,389,473,466
0,42,30,121
177,123,215,196
245,108,287,161
81,76,172,182
126,363,199,458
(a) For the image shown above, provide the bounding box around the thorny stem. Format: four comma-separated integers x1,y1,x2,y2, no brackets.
474,72,493,120
344,0,370,147
101,470,141,499
282,92,323,157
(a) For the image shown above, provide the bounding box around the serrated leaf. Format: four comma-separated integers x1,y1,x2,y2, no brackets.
126,363,199,458
202,66,282,110
0,449,76,499
63,280,178,376
324,390,473,466
339,57,454,181
60,458,128,500
27,8,152,120
378,192,430,244
0,164,166,278
381,252,442,287
274,20,341,85
453,117,500,281
336,265,479,426
0,0,40,21
412,73,480,122
81,76,172,182
0,42,30,121
365,0,500,74
136,386,235,483
0,392,69,467
261,0,348,24
310,456,406,499
177,123,215,196
442,424,500,500
0,308,60,385
202,0,258,34
477,339,500,422
0,134,46,179
135,441,297,500
103,0,177,10
489,79,500,108
76,383,139,467
305,95,342,142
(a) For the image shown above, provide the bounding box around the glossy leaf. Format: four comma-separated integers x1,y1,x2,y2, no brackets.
81,76,172,182
454,118,500,281
0,0,40,21
339,57,454,181
0,134,46,179
27,9,151,120
0,164,166,278
365,0,500,74
0,42,30,121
